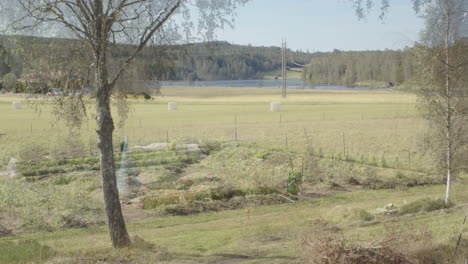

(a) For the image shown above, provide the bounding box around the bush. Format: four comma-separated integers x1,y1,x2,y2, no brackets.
0,224,11,237
199,140,222,155
18,142,49,162
14,81,26,93
302,236,411,264
287,171,303,195
399,198,452,215
210,183,243,200
353,209,375,222
53,177,73,186
380,153,388,168
2,72,16,91
143,194,186,209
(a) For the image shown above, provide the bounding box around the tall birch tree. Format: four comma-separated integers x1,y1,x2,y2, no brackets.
1,0,248,248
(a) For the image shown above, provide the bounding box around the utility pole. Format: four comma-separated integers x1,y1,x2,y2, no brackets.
282,38,287,98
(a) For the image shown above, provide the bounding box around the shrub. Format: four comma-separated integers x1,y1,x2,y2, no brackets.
302,236,411,264
2,72,16,91
199,140,222,155
53,176,72,186
380,153,388,168
399,198,452,215
0,224,11,237
18,142,49,162
57,213,90,229
13,81,27,93
353,209,375,222
396,171,406,179
143,194,182,209
287,171,303,195
210,183,243,200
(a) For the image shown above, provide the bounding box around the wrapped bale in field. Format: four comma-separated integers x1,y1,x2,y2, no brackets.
270,102,281,112
168,102,177,111
12,101,21,109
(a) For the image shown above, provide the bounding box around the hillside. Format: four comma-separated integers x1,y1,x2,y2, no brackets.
302,49,415,86
0,36,314,83
0,36,418,87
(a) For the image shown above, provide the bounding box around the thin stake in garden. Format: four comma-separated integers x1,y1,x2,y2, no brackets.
455,214,467,257
234,115,238,142
408,148,411,169
342,132,346,158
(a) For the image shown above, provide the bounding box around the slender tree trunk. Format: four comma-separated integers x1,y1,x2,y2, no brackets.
444,0,452,205
95,55,131,248
93,0,130,248
446,148,451,204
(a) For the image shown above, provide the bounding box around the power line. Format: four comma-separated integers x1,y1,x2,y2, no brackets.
282,38,287,99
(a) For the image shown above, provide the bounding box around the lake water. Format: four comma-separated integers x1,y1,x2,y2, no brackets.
155,78,385,90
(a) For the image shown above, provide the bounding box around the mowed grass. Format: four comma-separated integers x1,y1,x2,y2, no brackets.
0,87,425,169
1,181,467,263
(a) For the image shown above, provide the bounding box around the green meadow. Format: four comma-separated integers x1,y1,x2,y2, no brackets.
2,87,465,264
0,87,424,169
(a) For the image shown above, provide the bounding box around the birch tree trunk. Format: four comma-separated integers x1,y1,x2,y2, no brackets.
444,0,452,205
94,0,130,247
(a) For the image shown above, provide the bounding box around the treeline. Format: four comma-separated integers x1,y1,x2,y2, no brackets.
0,36,314,84
0,35,421,88
302,49,415,86
162,42,312,81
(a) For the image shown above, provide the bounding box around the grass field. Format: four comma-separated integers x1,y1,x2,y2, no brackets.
2,86,464,264
0,87,425,170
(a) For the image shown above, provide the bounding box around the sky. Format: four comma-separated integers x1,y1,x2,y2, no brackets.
215,0,425,52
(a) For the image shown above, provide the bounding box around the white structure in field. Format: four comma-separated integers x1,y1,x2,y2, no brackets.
270,102,281,112
12,102,21,109
0,158,17,178
168,102,177,111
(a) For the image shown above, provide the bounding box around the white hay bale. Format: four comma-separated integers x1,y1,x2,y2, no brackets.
168,102,177,111
12,102,21,109
270,102,281,112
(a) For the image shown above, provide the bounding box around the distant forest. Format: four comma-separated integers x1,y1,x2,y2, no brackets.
0,36,313,83
0,36,415,88
302,49,415,86
164,42,313,81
